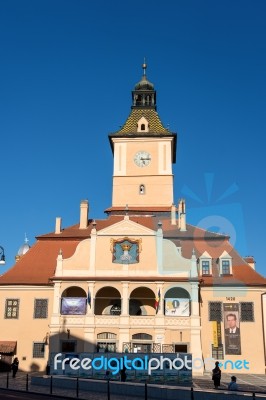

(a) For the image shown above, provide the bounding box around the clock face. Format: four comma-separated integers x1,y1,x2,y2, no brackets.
134,151,151,167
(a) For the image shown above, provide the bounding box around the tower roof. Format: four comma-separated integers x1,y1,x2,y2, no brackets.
134,61,154,90
111,108,172,135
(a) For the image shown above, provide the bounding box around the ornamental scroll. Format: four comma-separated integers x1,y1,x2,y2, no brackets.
110,237,142,264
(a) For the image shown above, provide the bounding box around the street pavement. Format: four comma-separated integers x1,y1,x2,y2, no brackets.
1,371,266,399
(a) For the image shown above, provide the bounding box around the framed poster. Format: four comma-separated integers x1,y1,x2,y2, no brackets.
224,303,241,355
165,298,190,316
61,298,87,315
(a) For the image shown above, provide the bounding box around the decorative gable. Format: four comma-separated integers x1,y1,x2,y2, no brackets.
97,216,155,236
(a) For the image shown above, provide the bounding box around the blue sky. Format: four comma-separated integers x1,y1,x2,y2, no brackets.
0,1,265,276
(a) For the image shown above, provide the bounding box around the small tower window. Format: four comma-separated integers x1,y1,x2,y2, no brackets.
139,185,145,195
137,117,149,132
136,95,142,106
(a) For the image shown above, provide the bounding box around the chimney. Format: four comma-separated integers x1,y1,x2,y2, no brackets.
55,217,62,234
244,256,256,270
171,204,176,225
79,200,89,229
178,199,187,231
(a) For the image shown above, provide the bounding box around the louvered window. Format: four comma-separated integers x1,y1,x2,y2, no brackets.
209,302,223,321
34,299,48,318
5,299,19,319
240,302,254,322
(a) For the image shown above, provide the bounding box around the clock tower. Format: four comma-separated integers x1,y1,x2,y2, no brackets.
108,63,177,213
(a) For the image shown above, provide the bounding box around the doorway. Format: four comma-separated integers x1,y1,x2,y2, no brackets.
174,344,188,353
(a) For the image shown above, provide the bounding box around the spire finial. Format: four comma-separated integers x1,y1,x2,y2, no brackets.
142,58,147,76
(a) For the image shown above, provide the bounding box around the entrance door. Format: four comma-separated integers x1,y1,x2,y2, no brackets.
174,344,188,353
96,342,116,352
132,343,152,353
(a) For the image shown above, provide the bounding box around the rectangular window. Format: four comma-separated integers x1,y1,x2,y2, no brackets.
202,260,210,275
61,341,76,353
209,302,223,321
33,342,45,358
34,299,48,318
240,302,254,322
222,260,230,275
212,344,224,360
5,299,19,319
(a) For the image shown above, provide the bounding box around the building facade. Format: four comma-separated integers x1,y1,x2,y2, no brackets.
0,65,265,376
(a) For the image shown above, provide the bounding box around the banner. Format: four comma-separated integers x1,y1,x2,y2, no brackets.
212,321,218,348
223,303,241,355
164,298,190,316
61,298,87,315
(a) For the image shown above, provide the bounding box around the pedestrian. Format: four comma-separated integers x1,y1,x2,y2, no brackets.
120,366,127,382
228,376,239,391
212,361,221,389
11,357,19,378
104,370,110,380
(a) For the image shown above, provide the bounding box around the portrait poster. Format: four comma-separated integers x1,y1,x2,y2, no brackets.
223,303,241,355
61,297,87,315
164,298,190,316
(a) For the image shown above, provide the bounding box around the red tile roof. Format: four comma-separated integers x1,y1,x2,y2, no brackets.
0,215,265,286
0,240,78,285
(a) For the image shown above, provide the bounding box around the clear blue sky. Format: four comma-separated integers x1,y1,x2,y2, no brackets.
0,1,265,276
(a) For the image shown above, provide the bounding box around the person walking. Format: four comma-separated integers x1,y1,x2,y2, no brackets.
212,361,221,389
11,357,19,378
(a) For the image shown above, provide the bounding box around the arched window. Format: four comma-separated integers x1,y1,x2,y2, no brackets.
97,332,117,339
136,95,142,106
141,124,145,131
129,287,156,316
132,333,152,340
95,286,121,315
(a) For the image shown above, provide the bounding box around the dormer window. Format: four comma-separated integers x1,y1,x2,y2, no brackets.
137,117,149,132
221,260,230,275
199,251,212,276
219,251,232,275
202,260,210,275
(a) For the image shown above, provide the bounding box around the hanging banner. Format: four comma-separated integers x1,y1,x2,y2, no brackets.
61,298,87,315
212,321,218,348
223,303,241,355
217,322,222,345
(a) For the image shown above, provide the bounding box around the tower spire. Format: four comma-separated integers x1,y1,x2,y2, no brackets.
132,61,156,109
143,58,147,76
